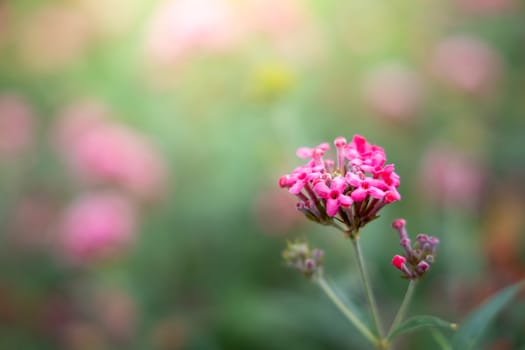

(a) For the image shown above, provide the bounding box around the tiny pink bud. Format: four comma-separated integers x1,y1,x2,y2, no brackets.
392,218,406,230
304,258,316,271
417,260,430,273
391,255,407,270
384,190,401,203
416,233,428,241
334,136,347,148
278,175,290,188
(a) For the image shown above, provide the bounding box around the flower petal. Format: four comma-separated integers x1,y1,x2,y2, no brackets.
338,194,353,207
326,199,339,216
289,181,305,194
332,176,348,192
313,182,330,198
368,187,386,199
296,147,313,158
351,188,368,202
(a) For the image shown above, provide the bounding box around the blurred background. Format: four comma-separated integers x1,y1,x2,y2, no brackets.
0,0,524,349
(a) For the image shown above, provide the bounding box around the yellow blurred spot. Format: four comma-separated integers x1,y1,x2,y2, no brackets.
250,63,296,102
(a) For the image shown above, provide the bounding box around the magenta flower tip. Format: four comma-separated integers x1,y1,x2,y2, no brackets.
391,219,439,279
392,218,406,229
334,136,347,148
391,255,407,270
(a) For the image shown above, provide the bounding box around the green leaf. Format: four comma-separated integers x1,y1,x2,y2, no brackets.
431,329,453,350
388,315,457,341
452,279,525,350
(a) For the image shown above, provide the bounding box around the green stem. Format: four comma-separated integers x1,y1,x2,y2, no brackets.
351,237,385,340
430,329,453,350
317,276,379,347
330,220,346,233
387,279,417,339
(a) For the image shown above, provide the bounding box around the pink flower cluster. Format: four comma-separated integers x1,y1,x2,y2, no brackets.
55,101,167,201
279,135,401,233
391,219,439,279
53,100,169,265
61,192,136,264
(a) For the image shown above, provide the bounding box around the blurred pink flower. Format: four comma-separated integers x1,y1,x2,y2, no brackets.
243,0,320,61
60,192,137,263
244,0,307,39
151,317,188,350
0,94,35,158
56,101,168,200
419,145,484,209
432,35,503,95
17,6,92,71
362,63,424,122
254,188,302,235
458,0,515,14
145,0,243,65
9,193,59,250
93,288,136,342
55,100,110,143
61,322,108,350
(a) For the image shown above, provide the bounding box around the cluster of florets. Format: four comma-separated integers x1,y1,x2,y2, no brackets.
391,219,439,279
279,135,401,234
282,241,324,278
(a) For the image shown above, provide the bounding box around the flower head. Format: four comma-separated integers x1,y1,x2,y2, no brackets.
390,218,439,279
279,135,401,235
60,192,137,264
282,240,324,278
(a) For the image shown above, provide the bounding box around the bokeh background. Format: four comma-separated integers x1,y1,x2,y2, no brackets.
1,0,525,349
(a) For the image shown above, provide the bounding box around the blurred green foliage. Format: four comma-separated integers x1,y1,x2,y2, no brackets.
1,0,525,349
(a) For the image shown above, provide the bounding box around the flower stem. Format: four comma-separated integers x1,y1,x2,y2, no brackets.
330,220,347,233
387,279,417,340
351,237,385,340
316,275,379,347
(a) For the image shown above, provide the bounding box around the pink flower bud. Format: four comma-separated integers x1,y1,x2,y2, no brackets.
417,261,430,273
334,137,347,148
278,175,291,188
391,255,407,270
392,218,406,230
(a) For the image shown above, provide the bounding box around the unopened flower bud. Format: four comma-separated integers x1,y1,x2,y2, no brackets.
279,175,291,188
425,255,434,263
391,255,407,270
334,137,347,148
416,233,429,243
304,258,316,272
392,218,406,230
391,219,439,280
283,241,324,278
416,260,430,274
311,248,324,262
